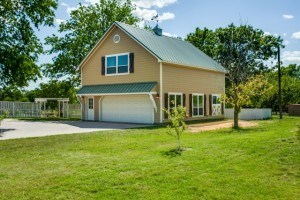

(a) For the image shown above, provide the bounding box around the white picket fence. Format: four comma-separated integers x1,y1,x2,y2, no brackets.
224,108,272,120
0,101,81,119
68,104,81,119
0,101,42,117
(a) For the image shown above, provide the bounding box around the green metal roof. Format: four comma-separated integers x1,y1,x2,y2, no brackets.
77,82,157,95
115,22,226,73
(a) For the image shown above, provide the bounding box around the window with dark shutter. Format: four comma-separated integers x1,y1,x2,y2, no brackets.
129,53,134,73
101,56,105,75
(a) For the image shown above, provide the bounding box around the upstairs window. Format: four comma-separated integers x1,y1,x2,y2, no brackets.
106,53,129,75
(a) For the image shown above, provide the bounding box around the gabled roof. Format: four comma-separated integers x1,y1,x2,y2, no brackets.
77,82,157,95
79,21,226,73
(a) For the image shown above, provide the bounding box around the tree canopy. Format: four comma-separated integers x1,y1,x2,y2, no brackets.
43,0,139,86
0,0,58,87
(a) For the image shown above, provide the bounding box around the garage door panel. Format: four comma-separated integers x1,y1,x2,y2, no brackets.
101,95,154,124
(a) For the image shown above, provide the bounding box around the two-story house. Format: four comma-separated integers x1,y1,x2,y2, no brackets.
77,22,226,124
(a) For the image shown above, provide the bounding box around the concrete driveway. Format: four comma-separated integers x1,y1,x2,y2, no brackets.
0,119,149,140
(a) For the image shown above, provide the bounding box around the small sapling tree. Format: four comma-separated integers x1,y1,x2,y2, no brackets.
164,105,187,150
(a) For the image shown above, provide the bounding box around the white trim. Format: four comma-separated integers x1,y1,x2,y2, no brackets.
168,92,183,111
149,94,157,112
86,96,95,121
105,52,129,76
79,25,116,69
159,62,163,123
192,93,204,117
98,96,104,122
77,92,157,96
212,94,221,105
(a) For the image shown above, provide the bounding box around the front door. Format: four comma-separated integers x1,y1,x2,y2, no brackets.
87,97,94,120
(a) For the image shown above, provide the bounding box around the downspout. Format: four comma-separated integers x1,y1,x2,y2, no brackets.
159,62,163,123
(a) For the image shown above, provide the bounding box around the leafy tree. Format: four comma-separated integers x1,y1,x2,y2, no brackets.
224,75,273,110
263,64,300,110
164,105,187,151
0,86,29,102
28,80,78,109
186,24,283,128
0,0,57,87
44,0,139,85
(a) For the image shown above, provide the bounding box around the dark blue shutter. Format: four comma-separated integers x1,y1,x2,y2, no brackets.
101,56,105,75
129,53,134,73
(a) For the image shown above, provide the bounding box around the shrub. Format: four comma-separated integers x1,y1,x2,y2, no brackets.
164,105,187,150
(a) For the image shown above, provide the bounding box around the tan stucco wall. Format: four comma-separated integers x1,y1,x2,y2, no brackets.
81,26,160,86
162,63,225,120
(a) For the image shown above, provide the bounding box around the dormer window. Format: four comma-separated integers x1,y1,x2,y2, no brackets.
106,53,129,75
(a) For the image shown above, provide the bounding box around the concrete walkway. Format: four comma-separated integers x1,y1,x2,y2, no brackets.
0,119,149,140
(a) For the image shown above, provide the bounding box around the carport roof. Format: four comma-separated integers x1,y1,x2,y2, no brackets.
77,82,157,95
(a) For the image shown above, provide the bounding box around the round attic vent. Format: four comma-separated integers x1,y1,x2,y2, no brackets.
113,34,120,43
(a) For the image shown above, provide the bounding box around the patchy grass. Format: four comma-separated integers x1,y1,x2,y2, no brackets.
0,117,299,199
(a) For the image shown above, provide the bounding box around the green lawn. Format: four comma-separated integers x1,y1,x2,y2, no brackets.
0,117,299,199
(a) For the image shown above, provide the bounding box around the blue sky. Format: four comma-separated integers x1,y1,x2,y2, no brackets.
30,0,300,89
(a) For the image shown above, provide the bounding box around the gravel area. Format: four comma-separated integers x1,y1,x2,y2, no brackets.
188,120,258,133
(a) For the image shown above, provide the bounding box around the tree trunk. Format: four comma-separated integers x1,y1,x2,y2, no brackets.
233,105,239,129
233,85,239,129
177,134,181,150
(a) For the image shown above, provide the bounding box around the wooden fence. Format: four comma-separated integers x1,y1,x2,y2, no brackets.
224,108,272,120
0,101,81,119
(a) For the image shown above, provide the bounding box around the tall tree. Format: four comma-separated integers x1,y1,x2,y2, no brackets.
44,0,139,86
0,0,57,87
186,24,283,128
264,64,300,110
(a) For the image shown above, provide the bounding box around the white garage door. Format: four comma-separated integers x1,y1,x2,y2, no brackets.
101,95,154,124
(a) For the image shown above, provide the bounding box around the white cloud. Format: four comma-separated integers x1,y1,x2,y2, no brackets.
132,0,177,9
163,31,177,38
66,4,88,14
132,7,175,22
264,32,271,36
132,7,157,21
292,31,300,39
84,0,98,4
159,12,175,20
283,33,287,37
282,51,300,65
282,14,294,19
61,2,69,7
67,6,77,14
54,18,66,25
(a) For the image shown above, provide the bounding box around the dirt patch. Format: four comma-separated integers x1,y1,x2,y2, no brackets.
188,120,258,133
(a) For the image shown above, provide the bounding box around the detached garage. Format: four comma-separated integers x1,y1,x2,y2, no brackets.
77,82,158,124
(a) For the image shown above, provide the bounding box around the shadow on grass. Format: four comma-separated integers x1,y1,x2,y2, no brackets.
226,126,266,134
161,148,183,157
